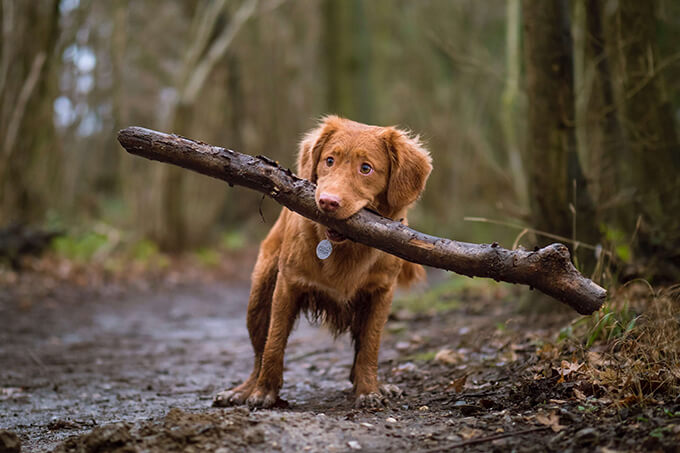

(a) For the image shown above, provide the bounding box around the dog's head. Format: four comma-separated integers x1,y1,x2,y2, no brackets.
298,116,432,240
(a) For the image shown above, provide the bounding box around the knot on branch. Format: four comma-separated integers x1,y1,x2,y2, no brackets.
535,243,573,270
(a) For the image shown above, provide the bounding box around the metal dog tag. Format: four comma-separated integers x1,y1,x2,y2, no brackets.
316,239,333,260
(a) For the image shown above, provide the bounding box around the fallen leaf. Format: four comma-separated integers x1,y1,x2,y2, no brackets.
555,360,583,383
596,368,618,385
536,412,565,432
458,427,483,439
586,351,605,367
435,348,464,365
446,375,468,393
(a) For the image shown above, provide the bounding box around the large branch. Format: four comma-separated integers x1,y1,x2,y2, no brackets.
117,127,606,315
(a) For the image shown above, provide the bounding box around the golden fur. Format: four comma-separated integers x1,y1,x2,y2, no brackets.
214,116,432,408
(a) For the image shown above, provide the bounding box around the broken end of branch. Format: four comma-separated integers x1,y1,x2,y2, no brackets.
535,243,606,315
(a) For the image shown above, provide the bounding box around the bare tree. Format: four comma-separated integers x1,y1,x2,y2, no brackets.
573,0,626,217
500,0,527,209
323,0,373,123
522,0,600,273
135,0,258,250
604,0,680,280
0,0,62,224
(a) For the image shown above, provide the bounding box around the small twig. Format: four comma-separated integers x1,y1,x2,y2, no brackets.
458,390,502,398
182,0,258,104
261,0,288,14
26,348,48,375
425,426,550,452
512,228,529,251
258,194,267,223
1,52,46,169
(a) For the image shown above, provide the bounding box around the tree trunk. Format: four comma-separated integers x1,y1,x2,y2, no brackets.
501,0,528,209
0,0,62,225
522,0,601,274
146,0,257,251
323,0,373,123
573,0,627,217
604,0,680,281
117,126,607,315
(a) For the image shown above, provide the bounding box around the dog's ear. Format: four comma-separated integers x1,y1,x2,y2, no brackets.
297,116,341,183
382,127,432,210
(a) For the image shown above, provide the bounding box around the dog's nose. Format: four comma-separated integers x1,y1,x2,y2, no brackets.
318,193,341,212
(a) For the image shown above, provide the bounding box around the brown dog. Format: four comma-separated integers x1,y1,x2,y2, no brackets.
214,116,432,408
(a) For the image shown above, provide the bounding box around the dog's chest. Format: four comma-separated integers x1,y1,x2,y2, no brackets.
293,246,382,302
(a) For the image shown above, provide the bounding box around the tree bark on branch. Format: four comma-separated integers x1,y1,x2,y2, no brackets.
118,126,606,315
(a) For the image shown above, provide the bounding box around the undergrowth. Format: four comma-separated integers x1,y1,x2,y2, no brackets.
0,224,256,287
393,275,507,314
559,282,680,406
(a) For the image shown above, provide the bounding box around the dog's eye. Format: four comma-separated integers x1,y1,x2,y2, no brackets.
359,163,373,175
326,157,334,167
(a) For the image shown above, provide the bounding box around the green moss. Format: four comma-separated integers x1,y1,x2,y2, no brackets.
131,239,160,262
220,231,246,251
195,247,220,267
404,350,438,362
51,232,109,261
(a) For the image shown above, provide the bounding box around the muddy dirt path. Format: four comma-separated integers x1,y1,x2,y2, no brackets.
2,282,365,450
1,277,677,452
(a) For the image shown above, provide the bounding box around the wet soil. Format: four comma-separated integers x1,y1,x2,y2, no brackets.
1,271,678,452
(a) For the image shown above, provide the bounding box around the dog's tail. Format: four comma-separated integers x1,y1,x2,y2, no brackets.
397,261,426,288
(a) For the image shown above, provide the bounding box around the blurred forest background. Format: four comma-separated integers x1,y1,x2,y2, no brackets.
1,0,679,284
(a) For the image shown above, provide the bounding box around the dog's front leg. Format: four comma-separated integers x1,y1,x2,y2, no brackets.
246,276,299,408
352,287,400,408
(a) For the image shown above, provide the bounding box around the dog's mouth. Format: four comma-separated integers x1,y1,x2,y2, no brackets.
325,228,347,243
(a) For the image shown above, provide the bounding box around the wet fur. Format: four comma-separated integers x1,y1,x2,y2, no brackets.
215,116,432,408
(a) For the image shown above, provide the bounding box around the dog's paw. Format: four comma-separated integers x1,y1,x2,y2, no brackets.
354,392,387,409
246,388,279,409
354,384,403,409
379,383,403,398
213,389,249,407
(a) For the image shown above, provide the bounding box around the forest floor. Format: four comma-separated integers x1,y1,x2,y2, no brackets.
1,252,679,453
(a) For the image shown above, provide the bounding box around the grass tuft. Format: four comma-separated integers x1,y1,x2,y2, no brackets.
560,282,680,405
